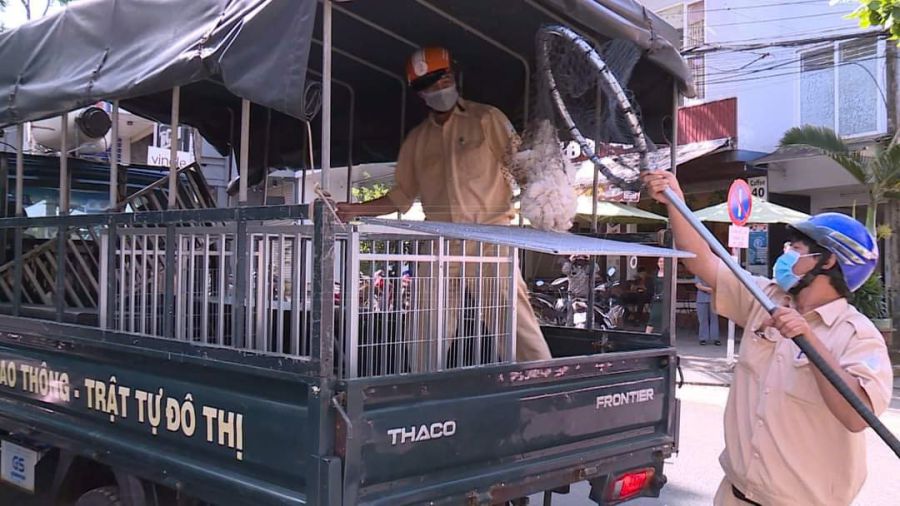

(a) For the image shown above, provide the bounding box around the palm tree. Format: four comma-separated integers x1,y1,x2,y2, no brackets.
779,125,900,235
780,125,900,324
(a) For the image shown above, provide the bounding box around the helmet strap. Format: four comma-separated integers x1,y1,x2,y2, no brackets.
788,255,830,297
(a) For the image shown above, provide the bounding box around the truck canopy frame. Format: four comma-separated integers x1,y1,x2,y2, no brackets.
0,0,693,190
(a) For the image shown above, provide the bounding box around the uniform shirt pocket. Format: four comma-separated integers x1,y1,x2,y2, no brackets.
783,359,822,405
455,125,489,179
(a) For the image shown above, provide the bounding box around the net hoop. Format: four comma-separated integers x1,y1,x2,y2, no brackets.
536,25,649,192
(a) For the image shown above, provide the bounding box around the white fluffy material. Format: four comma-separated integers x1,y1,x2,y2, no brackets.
511,120,578,231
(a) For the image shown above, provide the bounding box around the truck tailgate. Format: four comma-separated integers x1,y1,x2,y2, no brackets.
340,348,678,505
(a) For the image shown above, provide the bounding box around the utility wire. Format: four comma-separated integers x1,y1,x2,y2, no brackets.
703,0,844,12
690,26,880,49
704,53,891,85
685,30,887,54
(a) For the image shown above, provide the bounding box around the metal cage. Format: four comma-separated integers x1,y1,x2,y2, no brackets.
106,222,519,379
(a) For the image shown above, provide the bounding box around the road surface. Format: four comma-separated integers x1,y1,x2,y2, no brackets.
533,384,900,505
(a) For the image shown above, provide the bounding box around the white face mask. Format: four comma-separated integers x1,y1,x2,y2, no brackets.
420,84,459,112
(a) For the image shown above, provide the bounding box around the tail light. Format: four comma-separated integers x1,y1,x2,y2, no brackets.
604,467,655,502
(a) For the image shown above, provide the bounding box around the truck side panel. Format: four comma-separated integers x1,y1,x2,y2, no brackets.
0,317,317,506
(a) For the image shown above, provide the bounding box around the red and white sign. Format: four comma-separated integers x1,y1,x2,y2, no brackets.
728,225,750,249
727,179,753,227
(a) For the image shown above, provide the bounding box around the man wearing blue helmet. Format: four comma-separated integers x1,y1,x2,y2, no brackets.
643,171,893,506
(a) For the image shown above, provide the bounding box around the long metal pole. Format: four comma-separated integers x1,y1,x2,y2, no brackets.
57,113,69,322
321,0,333,191
110,101,119,209
13,124,23,317
168,87,180,210
726,247,738,364
239,99,250,203
668,83,679,344
15,124,23,217
59,113,69,215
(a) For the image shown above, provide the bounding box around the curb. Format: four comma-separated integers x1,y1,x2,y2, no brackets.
680,381,731,388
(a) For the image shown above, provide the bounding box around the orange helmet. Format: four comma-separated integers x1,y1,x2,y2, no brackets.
406,47,452,91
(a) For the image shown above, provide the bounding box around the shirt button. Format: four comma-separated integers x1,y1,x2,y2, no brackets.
764,388,770,394
753,452,760,459
757,419,764,427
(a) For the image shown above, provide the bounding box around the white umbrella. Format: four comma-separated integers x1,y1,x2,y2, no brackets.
692,196,809,224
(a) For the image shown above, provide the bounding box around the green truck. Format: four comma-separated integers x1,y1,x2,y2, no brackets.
0,1,696,504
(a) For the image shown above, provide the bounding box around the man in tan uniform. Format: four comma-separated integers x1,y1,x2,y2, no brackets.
643,170,893,506
337,47,552,362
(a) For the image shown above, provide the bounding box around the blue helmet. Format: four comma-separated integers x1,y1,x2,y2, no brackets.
790,212,878,292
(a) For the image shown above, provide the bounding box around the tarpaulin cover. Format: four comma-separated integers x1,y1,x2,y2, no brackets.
0,0,317,125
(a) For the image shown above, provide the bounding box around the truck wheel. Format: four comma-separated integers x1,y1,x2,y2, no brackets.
74,486,124,506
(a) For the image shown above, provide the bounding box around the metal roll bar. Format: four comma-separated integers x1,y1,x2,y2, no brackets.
413,0,531,126
311,38,407,146
306,69,356,202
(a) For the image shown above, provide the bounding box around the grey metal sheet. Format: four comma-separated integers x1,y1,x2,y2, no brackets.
362,219,694,258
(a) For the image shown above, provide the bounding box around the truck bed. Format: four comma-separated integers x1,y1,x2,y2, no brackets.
0,316,677,505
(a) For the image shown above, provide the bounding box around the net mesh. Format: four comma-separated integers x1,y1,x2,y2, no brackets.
511,27,650,231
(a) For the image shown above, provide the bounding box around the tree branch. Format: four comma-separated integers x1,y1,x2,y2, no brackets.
19,0,30,21
41,0,51,17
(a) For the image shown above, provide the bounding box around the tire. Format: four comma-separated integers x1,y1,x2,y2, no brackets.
74,486,124,506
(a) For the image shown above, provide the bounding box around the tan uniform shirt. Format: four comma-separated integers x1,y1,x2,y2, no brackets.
385,99,517,225
713,260,893,506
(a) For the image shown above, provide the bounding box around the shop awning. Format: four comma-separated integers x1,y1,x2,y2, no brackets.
574,138,732,196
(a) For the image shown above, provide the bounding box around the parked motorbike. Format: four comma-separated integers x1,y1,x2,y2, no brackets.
529,267,624,330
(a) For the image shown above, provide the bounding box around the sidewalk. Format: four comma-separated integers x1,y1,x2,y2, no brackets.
675,333,736,387
675,333,900,409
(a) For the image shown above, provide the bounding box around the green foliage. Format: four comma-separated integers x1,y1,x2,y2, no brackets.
351,182,389,203
779,125,900,235
850,274,889,319
350,182,394,262
848,0,900,41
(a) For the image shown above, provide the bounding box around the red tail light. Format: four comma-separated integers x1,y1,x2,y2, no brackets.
605,467,655,501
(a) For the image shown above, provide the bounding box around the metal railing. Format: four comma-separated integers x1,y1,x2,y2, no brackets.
341,227,517,378
0,161,218,319
107,221,519,379
0,204,521,379
115,162,217,212
111,225,319,355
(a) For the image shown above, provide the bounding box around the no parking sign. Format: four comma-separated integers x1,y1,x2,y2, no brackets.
727,179,752,227
727,180,752,248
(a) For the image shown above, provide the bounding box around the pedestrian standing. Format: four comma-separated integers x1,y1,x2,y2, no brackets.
695,275,720,345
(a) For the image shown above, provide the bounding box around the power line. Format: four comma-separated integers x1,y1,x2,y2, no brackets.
685,30,886,55
701,38,881,78
703,0,842,13
704,53,891,85
705,11,855,29
687,25,880,49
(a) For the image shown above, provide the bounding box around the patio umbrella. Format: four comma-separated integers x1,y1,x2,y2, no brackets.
574,196,668,225
692,196,809,224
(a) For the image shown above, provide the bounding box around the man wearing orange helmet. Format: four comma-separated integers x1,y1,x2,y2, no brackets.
337,47,552,362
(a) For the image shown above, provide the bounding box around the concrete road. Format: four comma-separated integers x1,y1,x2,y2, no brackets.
533,384,900,505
